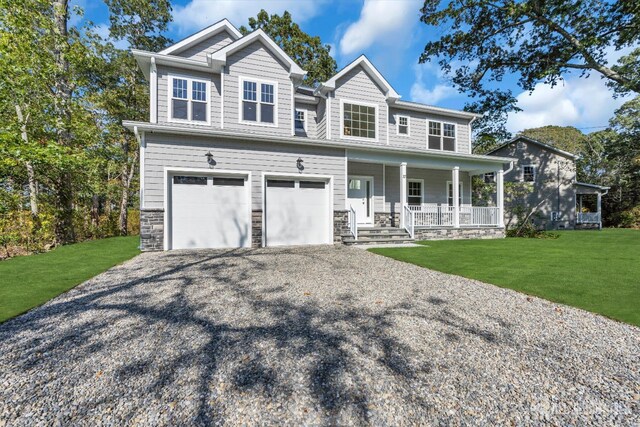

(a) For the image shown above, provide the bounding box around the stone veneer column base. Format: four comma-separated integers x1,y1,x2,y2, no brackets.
414,227,505,240
333,210,349,243
140,209,164,251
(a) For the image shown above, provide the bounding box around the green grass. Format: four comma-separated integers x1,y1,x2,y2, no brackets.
370,229,640,326
0,236,140,323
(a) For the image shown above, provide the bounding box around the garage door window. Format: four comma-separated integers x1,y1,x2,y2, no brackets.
267,180,295,188
174,176,207,185
212,177,245,186
300,181,325,189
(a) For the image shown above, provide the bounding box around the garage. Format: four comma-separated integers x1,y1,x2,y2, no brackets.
265,177,332,247
169,172,251,250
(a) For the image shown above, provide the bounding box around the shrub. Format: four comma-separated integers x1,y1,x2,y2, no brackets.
618,206,640,229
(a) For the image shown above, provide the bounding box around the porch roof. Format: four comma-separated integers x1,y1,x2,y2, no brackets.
575,182,610,194
124,121,514,175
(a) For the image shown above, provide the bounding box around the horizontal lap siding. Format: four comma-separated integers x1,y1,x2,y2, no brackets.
143,133,346,210
224,41,292,136
174,31,235,62
347,162,384,212
294,102,317,139
384,166,471,212
332,66,387,145
157,65,221,128
316,98,326,139
388,108,471,154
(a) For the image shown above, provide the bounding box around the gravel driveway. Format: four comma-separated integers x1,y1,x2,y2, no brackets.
1,246,638,426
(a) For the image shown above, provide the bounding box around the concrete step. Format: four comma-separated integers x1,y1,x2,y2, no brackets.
342,237,415,246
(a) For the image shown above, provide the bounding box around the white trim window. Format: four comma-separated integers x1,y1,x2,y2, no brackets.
397,115,409,136
484,172,495,184
408,179,423,205
342,101,377,140
523,165,536,182
428,121,456,151
447,181,463,206
240,77,277,126
294,109,306,133
169,76,210,123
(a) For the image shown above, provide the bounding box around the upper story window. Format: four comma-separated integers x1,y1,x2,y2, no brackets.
241,78,276,126
170,76,209,123
342,101,377,140
428,121,456,151
294,109,306,133
397,115,409,136
523,165,536,182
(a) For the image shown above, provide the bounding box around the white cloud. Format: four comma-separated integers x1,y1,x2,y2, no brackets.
172,0,328,34
506,77,630,133
409,64,458,105
339,0,421,56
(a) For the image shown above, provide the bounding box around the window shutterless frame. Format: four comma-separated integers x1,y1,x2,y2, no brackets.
396,115,410,136
427,120,457,152
238,76,278,127
522,165,536,182
167,74,210,125
339,98,379,142
294,109,306,133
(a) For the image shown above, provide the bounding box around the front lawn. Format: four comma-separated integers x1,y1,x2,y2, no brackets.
370,229,640,326
0,236,140,323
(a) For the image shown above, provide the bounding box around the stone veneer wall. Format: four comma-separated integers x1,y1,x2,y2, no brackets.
252,210,262,248
414,227,505,240
374,212,400,227
140,209,164,251
333,210,349,243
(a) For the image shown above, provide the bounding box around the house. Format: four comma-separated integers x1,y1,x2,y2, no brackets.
486,136,609,230
123,19,513,251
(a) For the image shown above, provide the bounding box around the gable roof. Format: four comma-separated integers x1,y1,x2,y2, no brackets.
159,19,242,55
316,55,400,101
486,135,578,160
209,29,307,80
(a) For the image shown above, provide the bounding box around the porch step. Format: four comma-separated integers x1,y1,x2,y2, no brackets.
342,227,414,245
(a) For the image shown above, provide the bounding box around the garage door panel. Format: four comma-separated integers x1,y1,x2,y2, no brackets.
170,174,250,250
265,180,330,247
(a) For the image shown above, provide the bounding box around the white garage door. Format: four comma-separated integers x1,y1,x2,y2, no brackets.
265,178,331,247
170,174,250,250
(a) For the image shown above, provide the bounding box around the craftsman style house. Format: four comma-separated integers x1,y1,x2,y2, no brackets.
124,19,513,250
486,136,609,230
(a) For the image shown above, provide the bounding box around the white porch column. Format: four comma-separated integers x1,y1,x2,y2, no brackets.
497,169,504,228
400,162,407,228
597,192,602,230
452,166,460,228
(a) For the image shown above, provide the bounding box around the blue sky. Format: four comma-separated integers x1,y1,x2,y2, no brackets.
74,0,632,134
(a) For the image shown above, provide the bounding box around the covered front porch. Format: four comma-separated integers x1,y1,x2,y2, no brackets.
575,182,610,230
345,149,510,240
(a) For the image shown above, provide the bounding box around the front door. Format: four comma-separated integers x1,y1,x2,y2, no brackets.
347,176,373,225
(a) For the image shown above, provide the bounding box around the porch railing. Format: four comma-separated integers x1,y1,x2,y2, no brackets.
348,205,357,239
407,204,500,227
577,212,601,224
403,205,415,238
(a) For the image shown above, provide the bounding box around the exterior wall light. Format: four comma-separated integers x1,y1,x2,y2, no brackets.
296,157,304,172
205,151,216,167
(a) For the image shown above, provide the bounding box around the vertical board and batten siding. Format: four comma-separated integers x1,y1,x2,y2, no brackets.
316,98,327,139
388,108,471,154
223,40,293,136
331,65,388,145
384,166,471,212
174,31,235,62
143,133,346,210
294,102,318,139
156,65,222,128
347,162,385,212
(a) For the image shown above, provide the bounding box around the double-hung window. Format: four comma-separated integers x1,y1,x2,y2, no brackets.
294,109,306,133
523,165,536,182
397,115,409,135
342,102,376,140
241,78,276,125
408,180,423,205
170,76,209,123
428,121,456,151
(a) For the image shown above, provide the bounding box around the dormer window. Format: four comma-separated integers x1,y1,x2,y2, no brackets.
241,77,277,126
294,109,306,133
169,76,209,123
342,101,377,140
428,121,456,151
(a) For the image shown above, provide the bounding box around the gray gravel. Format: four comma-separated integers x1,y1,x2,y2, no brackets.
1,245,638,426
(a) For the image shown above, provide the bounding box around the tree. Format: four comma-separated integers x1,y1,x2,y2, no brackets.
520,126,588,155
419,0,640,137
239,10,337,86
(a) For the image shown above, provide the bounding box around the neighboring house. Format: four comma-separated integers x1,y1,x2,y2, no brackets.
486,136,609,230
123,19,513,251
